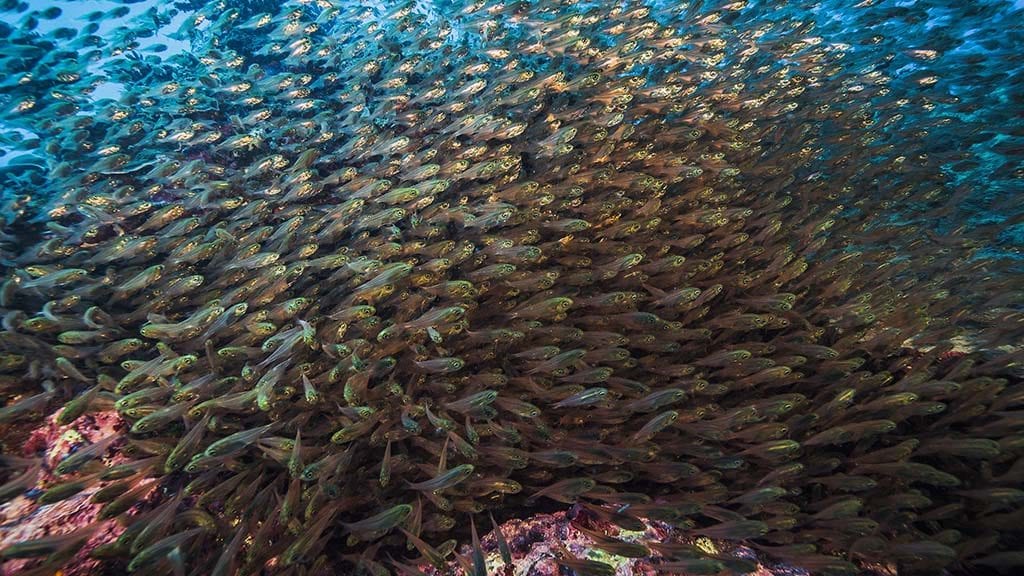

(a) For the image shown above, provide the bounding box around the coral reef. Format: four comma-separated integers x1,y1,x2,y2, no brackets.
434,508,898,576
0,411,125,576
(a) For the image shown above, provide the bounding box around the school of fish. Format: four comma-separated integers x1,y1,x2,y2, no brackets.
0,0,1022,574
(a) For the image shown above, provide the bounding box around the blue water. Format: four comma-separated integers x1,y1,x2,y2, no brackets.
3,0,1021,263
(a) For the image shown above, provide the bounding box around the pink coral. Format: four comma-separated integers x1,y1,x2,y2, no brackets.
0,410,125,576
417,508,897,576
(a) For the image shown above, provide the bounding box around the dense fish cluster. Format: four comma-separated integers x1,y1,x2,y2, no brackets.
1,0,1022,574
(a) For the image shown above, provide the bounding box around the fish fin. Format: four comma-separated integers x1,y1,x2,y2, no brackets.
470,515,487,576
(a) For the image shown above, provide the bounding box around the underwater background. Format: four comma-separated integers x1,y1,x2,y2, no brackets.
1,0,1022,575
